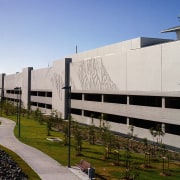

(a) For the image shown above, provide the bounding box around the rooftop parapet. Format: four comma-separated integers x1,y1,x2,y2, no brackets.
161,25,180,40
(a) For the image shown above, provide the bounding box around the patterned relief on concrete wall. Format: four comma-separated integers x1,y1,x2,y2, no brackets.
70,77,76,90
51,73,64,100
78,57,118,91
15,73,22,87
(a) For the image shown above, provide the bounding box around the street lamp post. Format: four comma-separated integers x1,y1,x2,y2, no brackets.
0,88,3,116
14,87,21,138
62,86,71,168
19,87,21,138
15,89,19,125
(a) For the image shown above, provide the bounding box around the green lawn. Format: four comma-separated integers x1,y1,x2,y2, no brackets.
3,114,180,180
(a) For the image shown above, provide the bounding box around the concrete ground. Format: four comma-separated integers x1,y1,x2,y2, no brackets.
0,117,89,180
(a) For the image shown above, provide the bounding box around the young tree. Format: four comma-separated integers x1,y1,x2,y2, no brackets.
26,103,32,119
149,127,157,157
113,136,121,165
0,97,4,116
101,120,115,159
150,124,165,158
123,139,131,179
143,138,151,167
33,108,43,124
88,115,96,145
55,111,63,131
62,121,68,145
128,125,135,139
72,121,83,156
46,110,62,136
46,115,52,136
156,124,165,146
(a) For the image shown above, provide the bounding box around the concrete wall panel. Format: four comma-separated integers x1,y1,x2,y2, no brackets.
51,59,66,116
4,73,23,90
31,67,52,90
127,45,162,91
71,53,127,92
162,41,180,91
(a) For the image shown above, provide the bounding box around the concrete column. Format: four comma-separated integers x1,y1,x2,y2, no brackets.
82,94,84,116
0,73,5,100
162,123,165,133
27,67,33,110
102,94,104,103
127,96,130,126
162,97,165,108
81,110,84,116
127,117,129,126
127,95,130,105
22,67,33,110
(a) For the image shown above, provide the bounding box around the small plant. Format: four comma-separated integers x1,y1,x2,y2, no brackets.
72,121,83,156
3,101,15,116
120,140,140,179
62,122,68,145
113,136,121,165
46,118,52,136
143,138,151,167
149,124,165,159
33,108,43,124
101,120,115,159
88,115,96,145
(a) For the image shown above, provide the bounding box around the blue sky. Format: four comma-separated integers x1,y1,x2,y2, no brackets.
0,0,180,74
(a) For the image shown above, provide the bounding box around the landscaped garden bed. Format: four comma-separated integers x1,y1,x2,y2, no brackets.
1,103,180,179
0,145,40,179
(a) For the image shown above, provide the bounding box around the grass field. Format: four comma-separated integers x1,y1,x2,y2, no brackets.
2,114,180,180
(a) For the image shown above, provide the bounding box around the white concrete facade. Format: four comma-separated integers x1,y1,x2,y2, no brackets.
0,37,180,150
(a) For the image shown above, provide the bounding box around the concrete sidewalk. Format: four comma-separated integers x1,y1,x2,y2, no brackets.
0,117,88,180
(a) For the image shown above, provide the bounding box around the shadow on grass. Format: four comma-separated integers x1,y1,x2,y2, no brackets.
95,173,108,180
83,147,104,155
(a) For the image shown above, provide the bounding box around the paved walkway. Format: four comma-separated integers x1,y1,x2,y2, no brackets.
0,117,88,180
